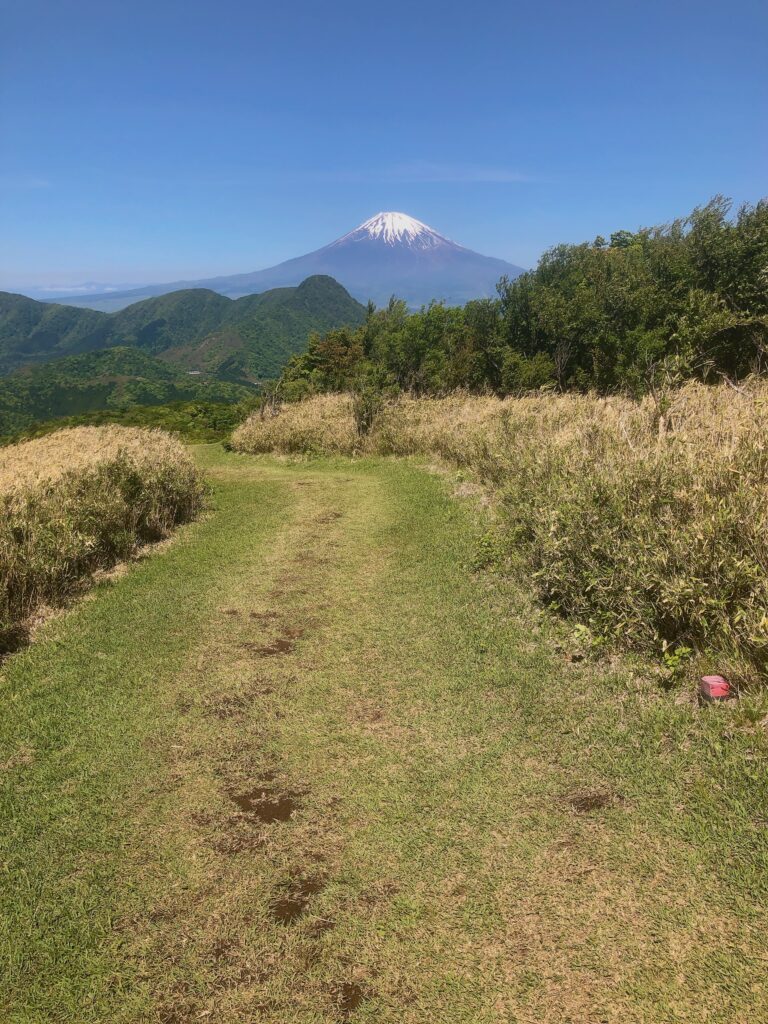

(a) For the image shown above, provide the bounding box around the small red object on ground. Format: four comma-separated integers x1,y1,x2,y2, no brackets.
700,675,731,702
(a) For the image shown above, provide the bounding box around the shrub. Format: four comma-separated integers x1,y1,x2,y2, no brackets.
500,350,556,393
0,426,204,646
352,383,384,437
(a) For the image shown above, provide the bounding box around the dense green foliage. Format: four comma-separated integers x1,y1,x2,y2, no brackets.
278,198,768,397
0,275,366,380
0,396,261,446
0,347,255,435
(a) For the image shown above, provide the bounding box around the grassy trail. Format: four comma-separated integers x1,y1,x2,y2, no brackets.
2,447,767,1023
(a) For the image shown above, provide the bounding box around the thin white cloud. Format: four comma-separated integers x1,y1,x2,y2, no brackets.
106,165,541,188
0,175,51,190
310,162,540,184
35,284,123,294
387,161,537,183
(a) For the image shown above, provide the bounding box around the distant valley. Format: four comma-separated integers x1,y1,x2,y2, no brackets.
0,348,253,435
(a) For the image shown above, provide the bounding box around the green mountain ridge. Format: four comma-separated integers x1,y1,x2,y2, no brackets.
0,275,366,379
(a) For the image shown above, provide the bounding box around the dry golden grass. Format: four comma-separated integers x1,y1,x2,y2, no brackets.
0,425,195,493
233,384,768,681
0,426,204,646
231,395,360,456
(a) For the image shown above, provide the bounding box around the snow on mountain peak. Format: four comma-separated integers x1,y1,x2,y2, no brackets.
360,212,434,243
337,212,453,250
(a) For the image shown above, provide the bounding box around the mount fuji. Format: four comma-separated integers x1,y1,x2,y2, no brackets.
51,213,525,312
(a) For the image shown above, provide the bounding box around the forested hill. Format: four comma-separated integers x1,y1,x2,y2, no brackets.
0,347,253,435
0,275,366,380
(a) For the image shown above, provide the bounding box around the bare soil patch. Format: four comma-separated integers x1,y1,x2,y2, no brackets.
250,610,279,623
270,876,326,924
247,625,306,657
330,981,367,1017
227,778,301,824
566,788,619,813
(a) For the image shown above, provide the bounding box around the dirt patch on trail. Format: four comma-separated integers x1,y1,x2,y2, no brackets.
252,637,296,656
270,876,325,924
158,1008,195,1024
249,610,278,623
209,773,303,852
204,938,264,992
269,587,309,600
209,937,234,962
227,779,301,823
0,623,32,660
330,981,367,1018
566,789,619,813
307,917,335,938
247,625,306,657
211,829,266,855
351,701,385,726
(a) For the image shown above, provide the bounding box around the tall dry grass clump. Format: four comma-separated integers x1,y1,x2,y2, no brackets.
477,385,768,679
0,426,204,647
232,394,360,456
233,384,768,678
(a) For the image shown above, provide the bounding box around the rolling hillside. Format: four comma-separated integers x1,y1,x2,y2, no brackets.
0,347,253,435
0,276,366,379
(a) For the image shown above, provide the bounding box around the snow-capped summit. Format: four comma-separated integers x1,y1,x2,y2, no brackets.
336,212,454,251
307,210,521,303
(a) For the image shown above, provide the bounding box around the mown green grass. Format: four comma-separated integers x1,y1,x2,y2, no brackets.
0,450,293,1021
1,447,767,1022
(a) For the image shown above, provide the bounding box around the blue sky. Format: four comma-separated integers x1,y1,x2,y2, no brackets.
1,0,766,291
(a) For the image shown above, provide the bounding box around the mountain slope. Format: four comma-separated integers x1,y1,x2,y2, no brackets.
0,292,113,364
0,276,366,378
51,213,526,311
0,347,252,435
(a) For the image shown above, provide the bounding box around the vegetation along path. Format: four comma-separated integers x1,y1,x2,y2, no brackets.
2,447,767,1023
